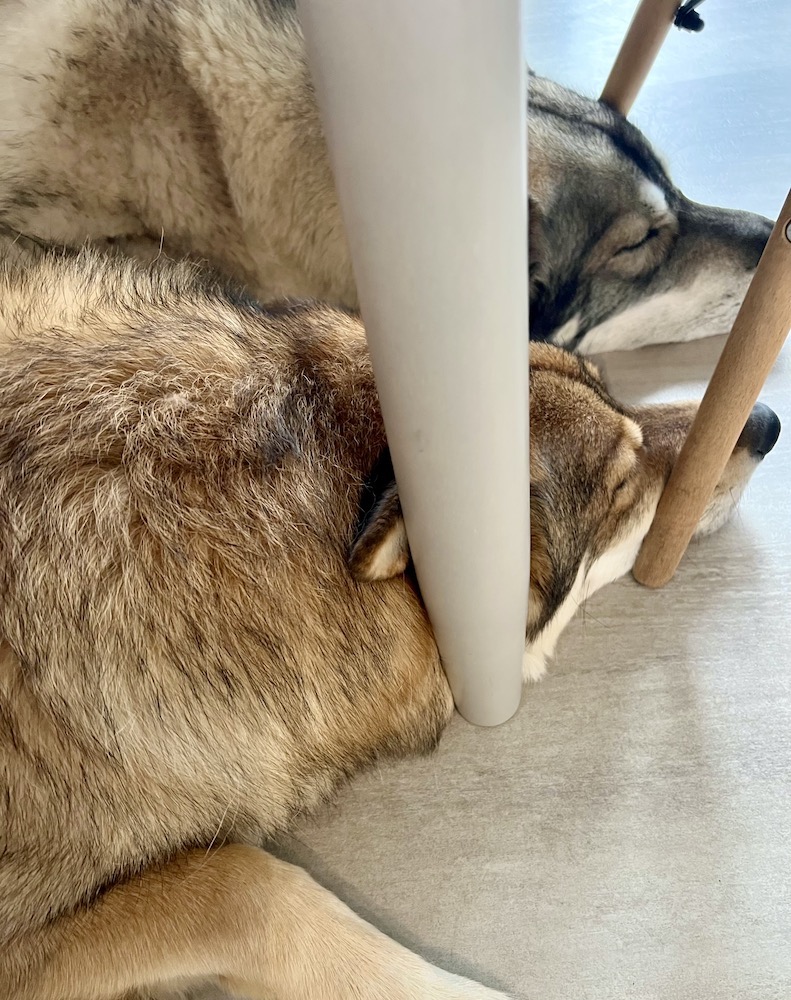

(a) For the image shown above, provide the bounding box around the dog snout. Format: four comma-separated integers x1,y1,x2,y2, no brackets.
738,213,774,269
682,203,773,270
737,402,781,459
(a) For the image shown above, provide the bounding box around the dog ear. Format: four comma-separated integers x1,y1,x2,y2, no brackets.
349,450,410,582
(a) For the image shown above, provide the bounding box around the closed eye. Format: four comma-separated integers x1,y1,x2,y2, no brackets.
616,228,660,255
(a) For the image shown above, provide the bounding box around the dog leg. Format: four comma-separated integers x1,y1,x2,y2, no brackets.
5,844,509,1000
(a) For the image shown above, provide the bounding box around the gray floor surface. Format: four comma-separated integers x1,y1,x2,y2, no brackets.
207,3,791,998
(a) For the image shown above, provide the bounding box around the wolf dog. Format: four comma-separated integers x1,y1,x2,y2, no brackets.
0,229,780,999
0,0,773,353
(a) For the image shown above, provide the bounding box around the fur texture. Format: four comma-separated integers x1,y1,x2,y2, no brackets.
0,0,774,352
0,234,778,998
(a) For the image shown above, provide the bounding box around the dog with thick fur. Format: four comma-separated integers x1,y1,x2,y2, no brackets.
0,0,773,353
0,232,780,999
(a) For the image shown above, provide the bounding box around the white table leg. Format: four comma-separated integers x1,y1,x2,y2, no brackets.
296,1,529,726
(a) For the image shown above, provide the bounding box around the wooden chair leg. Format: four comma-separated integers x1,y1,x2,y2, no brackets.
600,0,682,115
633,188,791,588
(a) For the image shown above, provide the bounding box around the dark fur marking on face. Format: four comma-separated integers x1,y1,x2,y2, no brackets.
530,100,673,195
530,274,588,341
527,488,579,638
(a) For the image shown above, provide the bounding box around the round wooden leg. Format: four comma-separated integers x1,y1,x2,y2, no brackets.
633,188,791,588
601,0,681,115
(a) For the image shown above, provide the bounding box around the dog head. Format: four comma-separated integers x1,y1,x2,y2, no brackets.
528,75,772,354
349,343,779,681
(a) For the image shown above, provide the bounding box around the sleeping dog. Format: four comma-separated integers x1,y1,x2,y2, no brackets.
0,235,780,999
0,0,773,353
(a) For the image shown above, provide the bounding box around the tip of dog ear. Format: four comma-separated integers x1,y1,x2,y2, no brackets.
349,483,409,582
349,478,410,582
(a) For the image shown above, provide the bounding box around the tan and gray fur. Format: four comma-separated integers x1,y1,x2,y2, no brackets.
0,230,780,999
0,0,774,354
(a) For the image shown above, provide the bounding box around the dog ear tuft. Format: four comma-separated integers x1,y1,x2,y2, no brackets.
349,450,409,582
349,483,409,581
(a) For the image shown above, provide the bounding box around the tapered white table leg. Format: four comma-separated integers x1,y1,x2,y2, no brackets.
296,1,529,726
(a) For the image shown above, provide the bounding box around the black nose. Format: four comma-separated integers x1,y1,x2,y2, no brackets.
737,402,781,459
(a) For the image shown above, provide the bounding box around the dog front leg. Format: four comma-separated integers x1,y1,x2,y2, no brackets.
7,844,509,1000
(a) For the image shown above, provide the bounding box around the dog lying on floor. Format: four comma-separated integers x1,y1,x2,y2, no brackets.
0,0,773,354
0,235,780,999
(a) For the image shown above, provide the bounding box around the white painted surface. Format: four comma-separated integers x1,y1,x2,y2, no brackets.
297,0,529,725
